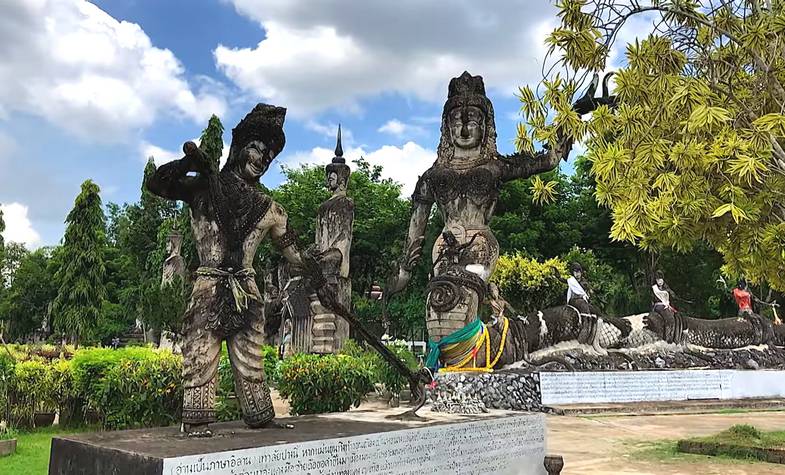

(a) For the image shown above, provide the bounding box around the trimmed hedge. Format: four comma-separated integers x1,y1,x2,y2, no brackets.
340,339,418,395
1,345,181,430
278,353,375,415
97,353,183,429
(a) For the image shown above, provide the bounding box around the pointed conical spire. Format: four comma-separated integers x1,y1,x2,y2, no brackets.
333,124,345,163
335,124,343,156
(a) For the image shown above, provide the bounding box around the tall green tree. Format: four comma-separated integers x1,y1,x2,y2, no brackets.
52,180,107,345
523,0,785,290
199,114,225,168
0,206,5,293
0,206,5,261
122,159,178,274
0,248,58,339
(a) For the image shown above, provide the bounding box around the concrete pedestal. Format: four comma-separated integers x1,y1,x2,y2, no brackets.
50,412,549,475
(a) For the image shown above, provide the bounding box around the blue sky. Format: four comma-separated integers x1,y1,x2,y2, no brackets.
0,0,583,247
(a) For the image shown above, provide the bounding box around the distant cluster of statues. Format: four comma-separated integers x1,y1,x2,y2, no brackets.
148,71,783,436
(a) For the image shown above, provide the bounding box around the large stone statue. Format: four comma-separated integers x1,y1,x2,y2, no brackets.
161,231,186,286
385,71,588,346
311,127,354,353
147,104,320,436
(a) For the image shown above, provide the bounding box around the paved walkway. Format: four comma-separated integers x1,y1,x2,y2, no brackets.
548,411,785,474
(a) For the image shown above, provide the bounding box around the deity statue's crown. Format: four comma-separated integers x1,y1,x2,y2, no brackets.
448,71,486,99
229,103,287,166
326,124,350,184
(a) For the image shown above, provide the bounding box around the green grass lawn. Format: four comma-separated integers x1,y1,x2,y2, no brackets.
672,425,785,465
686,424,785,449
0,426,95,475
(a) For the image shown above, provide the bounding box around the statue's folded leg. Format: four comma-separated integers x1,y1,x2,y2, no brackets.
181,314,221,432
227,316,277,428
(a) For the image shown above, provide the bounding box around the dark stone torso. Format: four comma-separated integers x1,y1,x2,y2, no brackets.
185,173,273,334
188,173,272,270
419,163,503,228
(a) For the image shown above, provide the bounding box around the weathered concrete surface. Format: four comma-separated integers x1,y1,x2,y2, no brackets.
552,398,785,416
548,410,785,474
49,405,540,475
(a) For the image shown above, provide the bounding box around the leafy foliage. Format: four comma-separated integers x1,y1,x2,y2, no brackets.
70,346,159,411
491,253,567,313
199,114,225,169
527,0,785,290
8,360,55,427
278,353,375,415
0,248,57,339
0,206,4,290
52,180,107,345
272,158,411,296
338,339,419,396
96,352,182,430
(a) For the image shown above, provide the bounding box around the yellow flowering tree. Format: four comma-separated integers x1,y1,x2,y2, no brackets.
519,0,785,289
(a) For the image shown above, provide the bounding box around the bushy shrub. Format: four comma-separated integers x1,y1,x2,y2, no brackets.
491,253,567,313
373,342,418,396
216,345,241,422
70,346,159,409
50,358,82,427
96,351,183,430
278,354,374,415
0,353,15,425
10,360,54,427
340,339,418,396
216,344,279,422
261,345,280,384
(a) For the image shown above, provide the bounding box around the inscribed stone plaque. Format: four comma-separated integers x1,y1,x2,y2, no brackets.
539,370,726,405
541,369,785,405
161,414,546,475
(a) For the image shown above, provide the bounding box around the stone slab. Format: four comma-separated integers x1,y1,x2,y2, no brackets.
540,369,785,405
551,398,785,416
49,412,547,475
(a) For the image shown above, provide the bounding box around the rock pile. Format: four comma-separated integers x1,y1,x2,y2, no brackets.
533,346,785,372
427,371,544,413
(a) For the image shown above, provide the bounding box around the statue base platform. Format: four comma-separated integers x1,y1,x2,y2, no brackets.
49,411,551,475
428,368,785,412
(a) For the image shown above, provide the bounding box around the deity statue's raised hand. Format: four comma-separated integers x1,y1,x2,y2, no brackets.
182,140,214,174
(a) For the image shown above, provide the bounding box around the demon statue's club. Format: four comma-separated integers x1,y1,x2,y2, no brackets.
384,71,619,350
147,104,323,437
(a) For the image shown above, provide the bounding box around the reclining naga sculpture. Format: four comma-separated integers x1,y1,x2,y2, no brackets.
382,71,784,373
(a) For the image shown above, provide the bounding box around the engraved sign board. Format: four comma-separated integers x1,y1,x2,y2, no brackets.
162,414,547,475
540,370,785,405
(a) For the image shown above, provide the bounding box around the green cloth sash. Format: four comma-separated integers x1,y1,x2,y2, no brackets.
196,267,258,313
424,318,484,369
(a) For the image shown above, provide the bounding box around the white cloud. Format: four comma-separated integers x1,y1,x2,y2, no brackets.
216,1,558,116
141,142,182,167
281,141,436,195
142,139,230,167
0,0,226,142
304,120,354,145
1,203,41,248
378,119,426,138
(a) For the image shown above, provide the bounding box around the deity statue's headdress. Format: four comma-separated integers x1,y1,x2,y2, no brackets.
325,125,350,188
436,71,498,169
226,103,286,170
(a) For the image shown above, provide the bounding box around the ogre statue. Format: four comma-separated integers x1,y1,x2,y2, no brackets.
147,104,322,436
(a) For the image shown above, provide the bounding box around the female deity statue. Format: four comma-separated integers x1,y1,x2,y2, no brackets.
385,71,597,362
